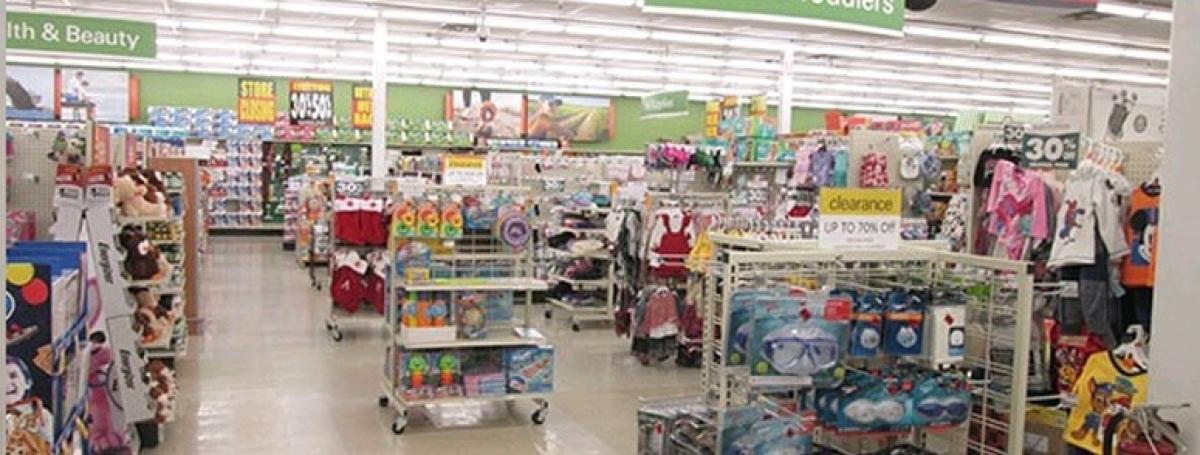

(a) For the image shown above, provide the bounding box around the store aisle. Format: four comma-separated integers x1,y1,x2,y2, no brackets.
150,237,698,454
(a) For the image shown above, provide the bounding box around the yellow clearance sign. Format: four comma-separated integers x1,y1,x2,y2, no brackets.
351,84,372,130
822,188,901,217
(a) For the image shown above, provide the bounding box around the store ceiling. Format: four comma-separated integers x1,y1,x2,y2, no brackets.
7,0,1174,116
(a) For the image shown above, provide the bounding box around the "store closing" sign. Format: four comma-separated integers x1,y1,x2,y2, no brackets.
819,188,901,250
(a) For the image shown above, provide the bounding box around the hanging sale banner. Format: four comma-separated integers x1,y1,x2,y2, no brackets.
351,84,373,130
818,188,901,251
1021,131,1081,170
704,100,720,138
237,78,276,125
641,90,689,120
289,80,334,126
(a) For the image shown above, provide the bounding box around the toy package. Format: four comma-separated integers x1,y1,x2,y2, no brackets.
748,292,849,386
440,199,463,239
462,195,496,230
401,292,450,328
398,351,434,401
433,351,464,398
726,288,777,366
505,346,554,394
747,411,815,455
416,198,440,238
883,290,926,356
462,348,506,397
391,196,417,238
455,293,487,339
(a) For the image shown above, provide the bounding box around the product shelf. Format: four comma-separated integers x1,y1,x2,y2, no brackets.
393,327,547,350
548,274,610,288
546,247,612,260
395,278,549,292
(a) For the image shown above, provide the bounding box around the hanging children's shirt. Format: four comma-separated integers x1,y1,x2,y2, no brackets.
647,208,693,279
1049,167,1130,268
1121,183,1160,288
1063,351,1148,455
810,146,834,187
985,160,1049,260
973,146,1020,188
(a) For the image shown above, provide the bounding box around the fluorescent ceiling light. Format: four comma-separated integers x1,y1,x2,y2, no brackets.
171,20,269,34
487,16,566,33
564,24,649,40
389,34,439,47
664,55,724,67
279,1,375,18
982,33,1056,49
382,9,472,24
650,30,729,46
590,49,660,63
274,26,357,41
607,67,662,79
477,60,540,70
1096,2,1172,22
1122,48,1170,61
175,0,277,9
440,38,517,52
1055,41,1122,57
264,44,335,57
517,43,582,56
904,25,982,42
544,63,601,74
727,36,789,50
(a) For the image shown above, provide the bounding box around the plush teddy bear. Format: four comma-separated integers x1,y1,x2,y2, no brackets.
132,289,171,344
119,226,161,281
113,169,167,217
146,360,177,424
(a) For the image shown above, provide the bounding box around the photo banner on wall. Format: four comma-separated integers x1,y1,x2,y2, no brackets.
527,94,613,142
642,0,903,34
59,68,130,123
289,80,334,126
7,12,157,58
640,90,689,120
7,66,56,120
352,84,373,130
448,90,526,140
237,78,276,125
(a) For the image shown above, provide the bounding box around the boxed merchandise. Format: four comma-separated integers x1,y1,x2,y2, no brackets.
430,350,463,398
397,351,434,401
399,292,456,344
462,348,506,397
505,346,554,394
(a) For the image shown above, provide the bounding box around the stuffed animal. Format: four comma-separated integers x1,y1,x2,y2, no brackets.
119,226,162,280
114,170,167,217
132,289,171,344
86,332,128,452
146,360,176,424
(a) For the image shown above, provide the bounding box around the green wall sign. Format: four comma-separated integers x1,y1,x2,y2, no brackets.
641,90,689,119
7,12,156,58
642,0,904,33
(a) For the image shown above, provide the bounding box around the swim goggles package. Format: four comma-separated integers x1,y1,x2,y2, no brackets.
815,367,971,433
720,405,765,455
910,372,970,428
726,288,780,367
883,290,927,357
748,292,850,386
845,291,885,359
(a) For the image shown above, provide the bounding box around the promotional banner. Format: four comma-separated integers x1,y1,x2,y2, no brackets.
527,94,613,142
818,188,901,251
352,84,373,130
448,90,525,140
704,100,720,138
288,80,334,126
642,0,903,33
237,78,276,125
640,90,689,120
59,68,130,123
7,12,156,58
6,65,56,120
1021,131,1082,170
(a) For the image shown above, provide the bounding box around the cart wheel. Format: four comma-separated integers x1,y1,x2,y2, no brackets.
392,414,408,435
378,396,389,408
571,323,581,332
531,404,549,425
316,282,323,291
329,329,343,342
324,320,333,331
543,310,552,320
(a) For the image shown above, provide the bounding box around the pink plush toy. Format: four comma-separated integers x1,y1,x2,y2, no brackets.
87,333,130,453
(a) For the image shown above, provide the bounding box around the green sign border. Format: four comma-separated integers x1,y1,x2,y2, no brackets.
642,0,904,34
8,11,157,58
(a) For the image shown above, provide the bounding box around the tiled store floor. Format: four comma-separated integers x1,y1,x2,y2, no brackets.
149,236,697,454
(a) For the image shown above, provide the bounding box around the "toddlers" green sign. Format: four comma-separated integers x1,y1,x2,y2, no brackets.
7,12,156,58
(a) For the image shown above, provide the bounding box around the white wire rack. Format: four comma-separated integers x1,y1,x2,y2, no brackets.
324,176,388,342
700,237,1034,454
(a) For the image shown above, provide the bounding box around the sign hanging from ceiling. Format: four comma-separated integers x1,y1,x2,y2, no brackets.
237,78,276,125
640,90,689,120
7,12,156,58
289,80,334,127
1021,131,1081,170
351,84,373,130
642,0,904,34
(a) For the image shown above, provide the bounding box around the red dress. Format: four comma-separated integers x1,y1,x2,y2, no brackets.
651,213,691,279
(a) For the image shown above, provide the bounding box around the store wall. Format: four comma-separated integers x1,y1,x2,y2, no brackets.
132,69,829,151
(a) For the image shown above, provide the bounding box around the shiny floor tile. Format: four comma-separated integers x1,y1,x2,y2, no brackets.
149,237,698,454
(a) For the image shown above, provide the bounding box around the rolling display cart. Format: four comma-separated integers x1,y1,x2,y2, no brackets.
544,206,616,332
324,176,387,341
378,182,554,435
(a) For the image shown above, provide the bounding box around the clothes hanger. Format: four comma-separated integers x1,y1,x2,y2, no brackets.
1112,325,1150,371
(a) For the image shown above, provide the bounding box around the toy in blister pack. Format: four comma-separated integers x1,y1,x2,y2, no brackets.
835,371,908,432
434,351,464,397
399,351,434,400
462,195,495,230
416,198,440,238
392,197,417,238
505,346,554,394
483,291,514,322
495,205,532,250
847,291,885,359
727,289,774,366
440,199,464,239
747,410,815,455
883,290,926,357
456,294,487,339
462,348,506,397
910,372,970,428
720,405,765,455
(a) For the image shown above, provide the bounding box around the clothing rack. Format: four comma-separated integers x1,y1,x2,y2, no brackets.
324,176,389,342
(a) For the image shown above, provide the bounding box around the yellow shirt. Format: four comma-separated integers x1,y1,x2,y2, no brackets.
1063,351,1148,454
